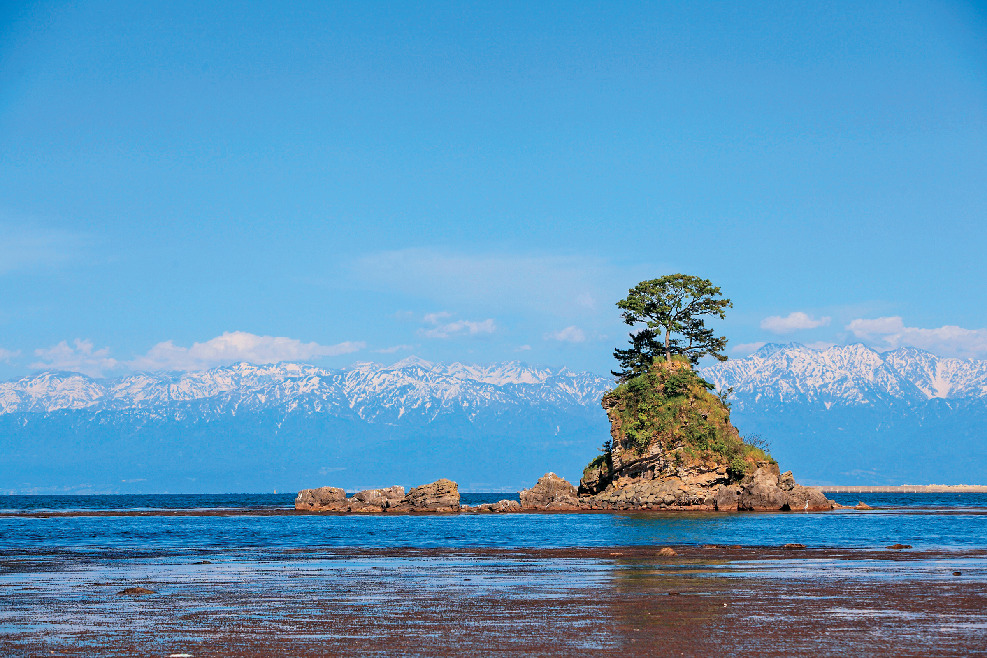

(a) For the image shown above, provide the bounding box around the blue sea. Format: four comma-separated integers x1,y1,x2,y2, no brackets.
2,492,986,551
4,492,987,655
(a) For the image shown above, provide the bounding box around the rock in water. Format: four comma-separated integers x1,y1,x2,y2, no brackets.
350,486,406,512
295,486,347,511
353,485,405,504
295,481,460,513
577,359,835,512
465,499,523,513
492,499,522,512
737,465,789,510
519,473,580,510
401,479,460,512
782,483,833,512
737,465,831,511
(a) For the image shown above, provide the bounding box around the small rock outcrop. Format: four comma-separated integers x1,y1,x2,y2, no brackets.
349,486,406,512
577,359,834,512
401,478,461,512
295,480,459,513
464,499,522,513
295,486,347,511
736,464,831,511
519,473,580,510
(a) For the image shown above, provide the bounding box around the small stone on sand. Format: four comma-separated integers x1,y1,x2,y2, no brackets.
117,586,155,596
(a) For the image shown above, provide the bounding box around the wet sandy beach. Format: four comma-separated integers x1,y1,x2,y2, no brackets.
2,544,986,656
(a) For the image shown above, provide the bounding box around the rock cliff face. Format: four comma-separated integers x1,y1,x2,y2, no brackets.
577,360,833,512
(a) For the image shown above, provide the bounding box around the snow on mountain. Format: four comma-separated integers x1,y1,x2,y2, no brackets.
0,372,106,414
0,358,613,421
4,347,987,490
701,343,987,410
5,345,987,419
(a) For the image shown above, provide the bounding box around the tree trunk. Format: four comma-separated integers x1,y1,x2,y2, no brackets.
664,328,672,363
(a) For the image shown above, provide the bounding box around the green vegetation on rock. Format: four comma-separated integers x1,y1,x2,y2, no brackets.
601,358,772,481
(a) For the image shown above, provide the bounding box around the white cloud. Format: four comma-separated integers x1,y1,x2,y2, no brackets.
129,331,365,371
32,339,118,377
545,326,587,343
731,341,766,356
419,313,497,339
0,347,20,362
760,312,831,333
423,311,452,324
846,317,904,335
846,317,987,358
516,344,532,352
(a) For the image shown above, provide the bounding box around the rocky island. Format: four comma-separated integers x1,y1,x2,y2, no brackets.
296,275,834,514
575,358,832,511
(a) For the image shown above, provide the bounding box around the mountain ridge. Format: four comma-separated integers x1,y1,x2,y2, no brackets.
2,344,986,492
0,359,611,420
701,343,987,407
5,343,986,417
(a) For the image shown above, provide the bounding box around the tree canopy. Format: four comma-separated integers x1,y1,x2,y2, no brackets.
613,274,731,379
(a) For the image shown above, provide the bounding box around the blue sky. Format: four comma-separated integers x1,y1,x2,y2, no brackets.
1,1,985,378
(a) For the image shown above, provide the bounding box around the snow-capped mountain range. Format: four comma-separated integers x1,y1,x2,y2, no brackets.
2,344,985,491
4,344,985,419
701,343,987,409
0,357,614,494
0,356,611,421
702,344,987,486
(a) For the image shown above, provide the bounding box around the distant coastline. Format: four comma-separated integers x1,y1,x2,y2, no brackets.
821,485,987,493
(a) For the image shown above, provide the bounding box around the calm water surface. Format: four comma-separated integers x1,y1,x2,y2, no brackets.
1,493,985,551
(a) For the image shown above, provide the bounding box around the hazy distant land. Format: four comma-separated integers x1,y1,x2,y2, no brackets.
822,484,987,493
